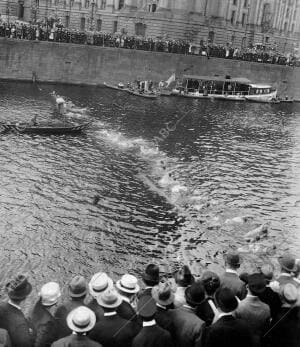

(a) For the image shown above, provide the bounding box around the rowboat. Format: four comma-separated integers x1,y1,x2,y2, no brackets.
1,121,91,135
103,82,131,93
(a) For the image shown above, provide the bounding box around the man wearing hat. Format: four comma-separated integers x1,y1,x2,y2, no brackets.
138,264,160,299
133,296,174,347
30,282,61,347
173,265,195,308
116,274,139,322
51,306,102,347
170,282,206,347
268,284,300,347
0,274,36,347
55,275,88,338
273,254,300,288
151,281,175,336
87,272,113,321
205,288,253,347
235,273,270,346
89,289,139,347
219,251,247,300
258,264,282,319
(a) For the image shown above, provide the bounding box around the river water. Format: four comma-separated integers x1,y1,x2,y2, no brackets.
0,81,299,304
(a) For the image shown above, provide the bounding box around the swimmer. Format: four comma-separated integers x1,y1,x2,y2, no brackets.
51,91,66,115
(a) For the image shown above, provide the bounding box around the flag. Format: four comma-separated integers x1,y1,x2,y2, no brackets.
165,73,176,87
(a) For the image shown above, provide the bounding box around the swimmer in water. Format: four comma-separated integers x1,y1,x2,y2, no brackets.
51,91,66,115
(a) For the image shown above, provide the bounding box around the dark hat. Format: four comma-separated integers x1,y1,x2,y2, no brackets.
5,275,32,300
201,271,220,295
151,281,175,306
247,273,266,295
239,272,249,284
69,276,87,298
185,282,205,307
278,254,297,273
225,251,241,268
174,265,195,287
215,288,238,313
137,295,156,318
142,264,160,285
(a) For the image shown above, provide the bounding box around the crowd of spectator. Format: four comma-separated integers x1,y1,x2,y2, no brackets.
0,250,299,347
0,20,299,67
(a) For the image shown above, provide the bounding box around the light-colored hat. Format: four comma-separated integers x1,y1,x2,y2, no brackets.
67,306,96,333
39,282,61,306
116,274,140,294
152,282,174,306
88,272,113,298
282,283,298,304
96,289,122,308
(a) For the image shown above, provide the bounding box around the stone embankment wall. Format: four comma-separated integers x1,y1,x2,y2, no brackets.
0,38,299,99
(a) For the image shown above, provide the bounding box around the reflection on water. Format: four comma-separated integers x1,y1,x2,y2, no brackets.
0,81,299,306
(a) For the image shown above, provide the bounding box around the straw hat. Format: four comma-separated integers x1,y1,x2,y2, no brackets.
96,289,122,308
39,282,61,306
88,272,113,298
278,254,297,272
67,306,96,333
152,282,174,306
116,274,140,294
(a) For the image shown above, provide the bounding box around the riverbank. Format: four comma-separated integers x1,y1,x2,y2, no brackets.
0,38,300,98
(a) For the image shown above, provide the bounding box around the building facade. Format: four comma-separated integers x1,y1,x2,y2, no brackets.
1,0,299,53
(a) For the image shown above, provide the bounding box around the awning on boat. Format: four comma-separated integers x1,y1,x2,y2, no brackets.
249,84,273,89
183,75,252,84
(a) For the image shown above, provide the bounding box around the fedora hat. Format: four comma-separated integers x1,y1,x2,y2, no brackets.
142,264,160,285
116,274,140,294
174,265,195,287
39,282,61,306
278,254,297,273
5,274,32,300
137,295,156,318
185,282,205,307
215,288,238,313
247,274,266,295
281,283,298,304
201,271,220,295
69,276,87,298
224,251,241,268
152,281,174,306
96,289,122,308
88,272,113,298
67,306,96,333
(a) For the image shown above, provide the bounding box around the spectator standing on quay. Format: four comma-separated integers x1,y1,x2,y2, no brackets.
272,254,299,289
170,282,206,347
55,275,88,338
138,264,160,298
87,272,113,321
205,288,253,347
51,306,102,347
89,288,139,347
30,282,61,347
219,251,247,299
0,274,36,347
115,274,139,322
133,296,174,347
173,265,195,308
235,273,271,347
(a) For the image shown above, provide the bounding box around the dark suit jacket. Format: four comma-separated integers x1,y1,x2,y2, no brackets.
170,306,205,347
55,299,86,338
0,328,11,347
196,298,216,326
87,299,104,322
267,306,300,347
219,271,247,300
205,315,253,347
235,295,270,346
132,325,174,347
0,302,36,347
89,313,139,347
155,306,175,337
116,300,138,322
51,334,103,347
137,287,153,299
30,300,59,347
258,286,282,319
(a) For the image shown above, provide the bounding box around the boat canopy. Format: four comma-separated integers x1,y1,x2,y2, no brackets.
183,75,252,84
249,84,273,89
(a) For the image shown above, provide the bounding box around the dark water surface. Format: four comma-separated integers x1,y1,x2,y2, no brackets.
0,81,299,306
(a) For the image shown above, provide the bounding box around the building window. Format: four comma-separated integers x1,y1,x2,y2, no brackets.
231,10,236,24
265,36,269,43
148,4,157,12
118,0,124,10
242,13,246,26
231,35,235,43
208,31,215,43
233,0,237,5
65,15,70,27
100,0,106,9
97,19,102,31
284,22,288,31
244,0,248,8
113,21,118,33
18,0,24,19
85,0,89,8
135,22,146,36
80,17,85,30
242,36,246,48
